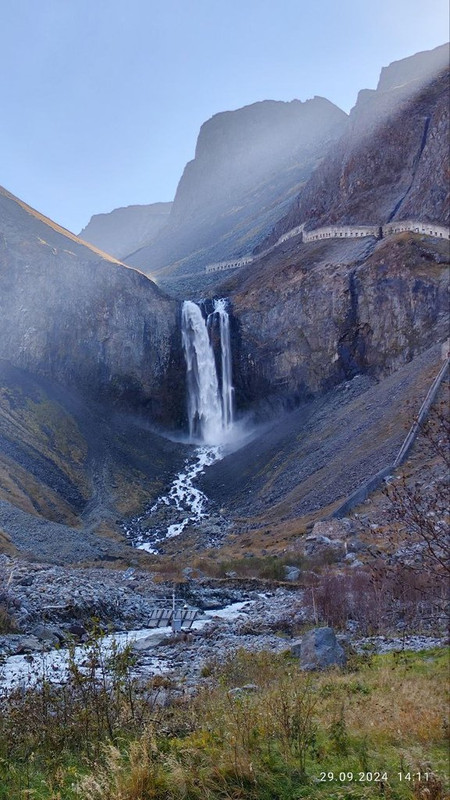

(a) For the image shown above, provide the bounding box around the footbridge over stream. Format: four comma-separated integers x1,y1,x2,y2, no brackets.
146,599,203,632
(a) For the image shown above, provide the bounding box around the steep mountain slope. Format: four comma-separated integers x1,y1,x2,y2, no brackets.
0,187,190,560
124,97,347,285
0,186,184,427
79,201,172,260
377,42,450,93
262,44,449,248
0,360,188,562
199,343,446,547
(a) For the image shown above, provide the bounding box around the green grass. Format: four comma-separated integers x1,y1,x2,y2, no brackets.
0,638,448,799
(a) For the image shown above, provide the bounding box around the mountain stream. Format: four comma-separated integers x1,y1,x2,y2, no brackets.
0,600,254,690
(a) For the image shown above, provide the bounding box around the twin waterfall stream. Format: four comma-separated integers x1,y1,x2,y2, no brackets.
124,298,235,553
182,299,234,443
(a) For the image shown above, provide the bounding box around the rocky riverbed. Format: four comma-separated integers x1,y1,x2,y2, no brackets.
0,555,446,693
0,555,246,653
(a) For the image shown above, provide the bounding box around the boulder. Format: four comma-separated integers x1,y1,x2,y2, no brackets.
347,537,366,553
303,535,346,562
31,624,63,644
228,684,260,697
284,565,301,582
291,626,346,670
66,623,88,640
132,631,170,651
311,519,355,540
15,635,45,654
18,576,34,587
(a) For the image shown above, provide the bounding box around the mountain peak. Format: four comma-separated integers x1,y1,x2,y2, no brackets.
377,42,449,93
79,201,173,260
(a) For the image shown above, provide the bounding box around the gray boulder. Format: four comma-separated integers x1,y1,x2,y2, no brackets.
132,631,170,651
31,624,63,645
15,635,45,654
291,627,346,670
311,519,355,540
284,565,301,582
303,535,346,562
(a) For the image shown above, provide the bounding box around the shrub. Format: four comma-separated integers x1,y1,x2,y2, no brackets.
304,560,448,635
0,589,18,633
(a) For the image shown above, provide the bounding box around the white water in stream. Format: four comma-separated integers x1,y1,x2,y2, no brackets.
136,445,220,552
1,601,253,690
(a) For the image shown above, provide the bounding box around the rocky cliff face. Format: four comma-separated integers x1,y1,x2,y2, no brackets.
79,201,172,260
224,47,450,414
125,97,347,285
377,43,450,93
222,233,448,413
171,98,346,224
0,187,184,427
262,44,449,248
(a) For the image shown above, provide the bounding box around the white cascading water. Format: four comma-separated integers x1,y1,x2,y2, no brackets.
181,298,234,444
213,298,234,430
123,298,236,552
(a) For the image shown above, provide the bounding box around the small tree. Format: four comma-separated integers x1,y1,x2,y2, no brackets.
372,399,450,631
385,400,449,577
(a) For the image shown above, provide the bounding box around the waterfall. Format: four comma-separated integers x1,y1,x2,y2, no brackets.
214,298,234,429
122,298,235,553
181,298,234,444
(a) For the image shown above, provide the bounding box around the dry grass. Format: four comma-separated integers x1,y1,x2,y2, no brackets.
317,657,447,747
73,648,449,800
0,639,447,800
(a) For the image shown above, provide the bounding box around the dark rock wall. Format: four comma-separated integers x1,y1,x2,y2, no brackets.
228,235,448,413
0,189,185,428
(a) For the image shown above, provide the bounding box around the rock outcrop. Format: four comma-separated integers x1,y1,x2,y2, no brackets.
291,627,346,670
0,186,184,426
223,234,448,412
79,201,172,260
377,43,450,93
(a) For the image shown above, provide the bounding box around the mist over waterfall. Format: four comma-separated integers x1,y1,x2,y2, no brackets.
181,299,234,444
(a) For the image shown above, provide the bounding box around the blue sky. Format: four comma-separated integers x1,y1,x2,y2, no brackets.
1,0,448,233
